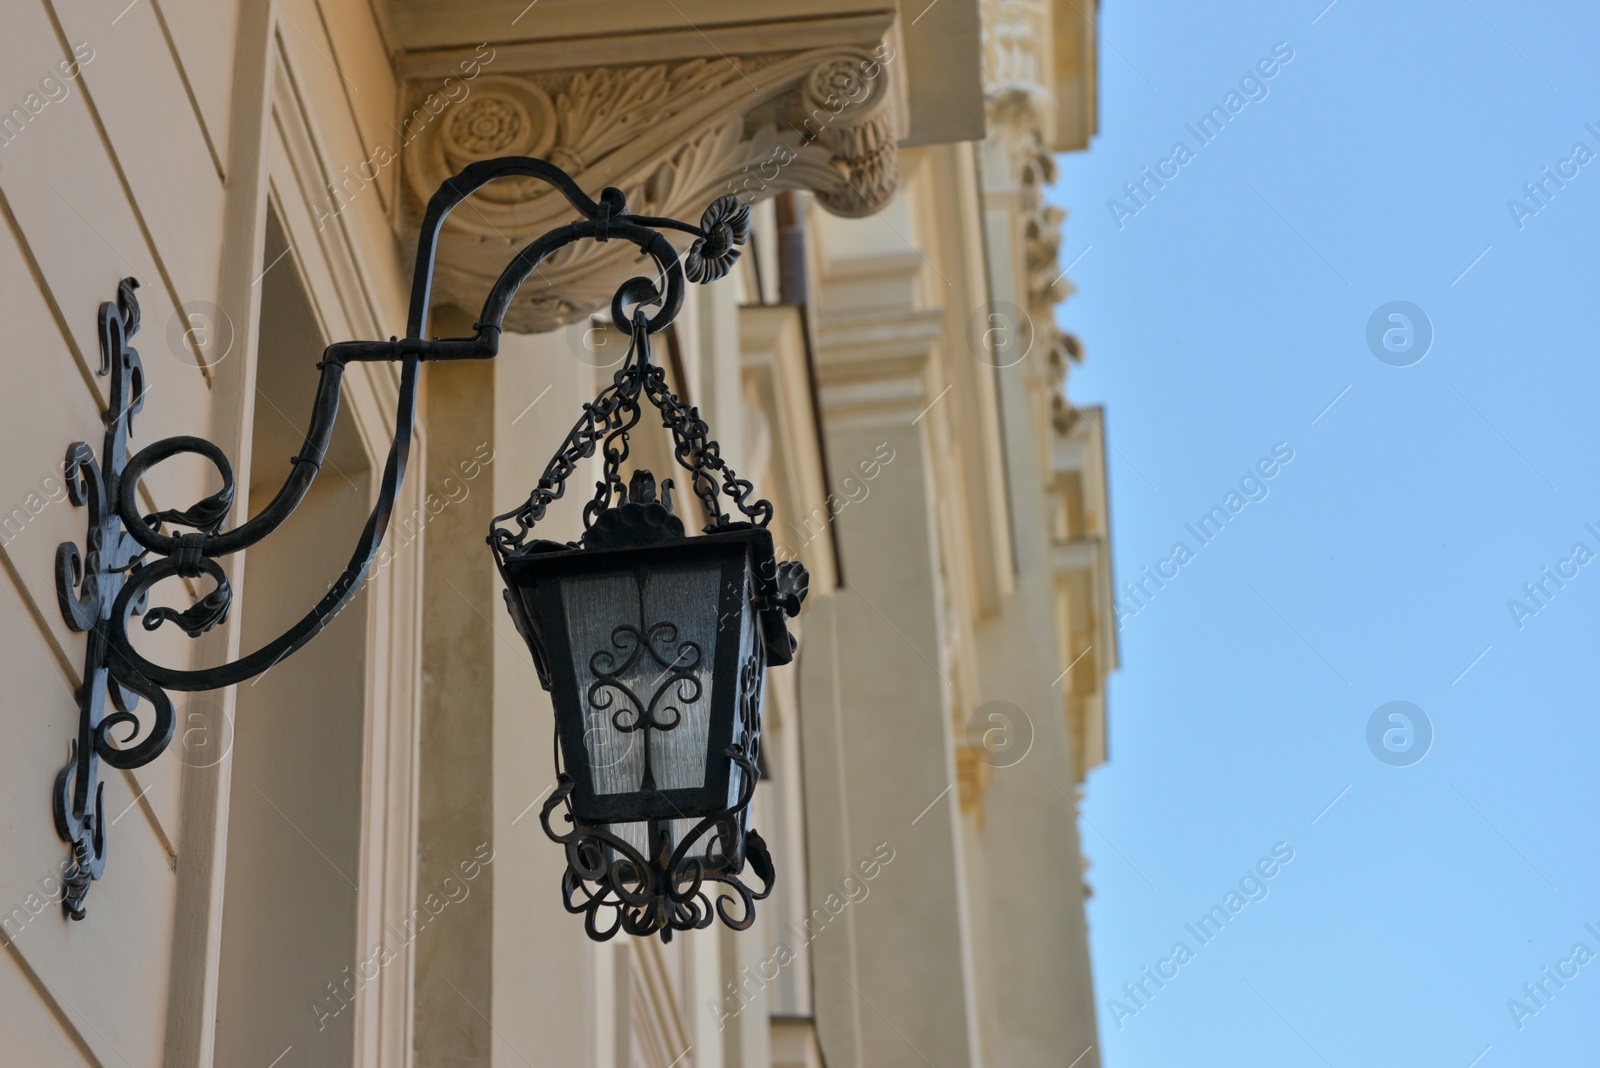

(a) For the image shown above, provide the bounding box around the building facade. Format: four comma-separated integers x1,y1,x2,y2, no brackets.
0,1,1111,1065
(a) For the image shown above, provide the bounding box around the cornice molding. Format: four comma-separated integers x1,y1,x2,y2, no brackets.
980,115,1084,439
393,13,898,78
981,0,1057,144
1049,406,1115,783
975,0,1108,812
980,0,1097,152
979,1,1088,436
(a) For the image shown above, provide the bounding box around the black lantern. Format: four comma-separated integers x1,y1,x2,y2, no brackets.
46,156,805,938
491,318,806,942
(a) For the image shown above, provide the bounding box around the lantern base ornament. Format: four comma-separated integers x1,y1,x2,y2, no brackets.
46,156,804,940
538,772,775,943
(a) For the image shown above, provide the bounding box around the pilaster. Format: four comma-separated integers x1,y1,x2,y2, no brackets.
811,259,983,1068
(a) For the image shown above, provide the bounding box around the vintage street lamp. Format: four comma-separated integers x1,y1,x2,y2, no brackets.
50,157,806,941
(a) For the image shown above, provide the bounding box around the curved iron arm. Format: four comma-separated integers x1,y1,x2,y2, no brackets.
52,157,752,918
107,160,710,692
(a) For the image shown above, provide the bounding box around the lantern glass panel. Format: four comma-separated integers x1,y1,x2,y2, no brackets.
567,554,765,870
600,593,764,867
560,564,723,796
503,524,788,838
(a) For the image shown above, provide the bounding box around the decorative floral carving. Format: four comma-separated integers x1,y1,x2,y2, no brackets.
552,60,742,174
402,45,901,331
981,0,1055,119
448,96,529,156
433,80,557,196
807,57,874,109
798,50,898,218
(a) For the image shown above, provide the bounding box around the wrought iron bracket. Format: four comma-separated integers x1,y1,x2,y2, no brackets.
53,278,165,919
50,157,756,917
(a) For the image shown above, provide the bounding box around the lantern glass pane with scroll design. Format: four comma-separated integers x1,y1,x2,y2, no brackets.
505,513,766,854
492,320,806,943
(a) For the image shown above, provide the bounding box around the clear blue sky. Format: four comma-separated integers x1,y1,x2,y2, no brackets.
1048,2,1600,1065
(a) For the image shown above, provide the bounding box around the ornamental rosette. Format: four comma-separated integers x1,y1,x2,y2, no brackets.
683,196,751,284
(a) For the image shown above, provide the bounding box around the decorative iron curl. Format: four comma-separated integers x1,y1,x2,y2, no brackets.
588,622,702,736
538,744,774,943
52,157,754,918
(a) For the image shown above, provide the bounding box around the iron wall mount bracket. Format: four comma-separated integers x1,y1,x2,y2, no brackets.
49,157,753,917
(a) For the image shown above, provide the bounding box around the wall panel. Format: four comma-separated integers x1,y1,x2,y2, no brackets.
0,0,216,510
0,558,178,1068
157,0,243,170
53,0,228,318
0,944,96,1067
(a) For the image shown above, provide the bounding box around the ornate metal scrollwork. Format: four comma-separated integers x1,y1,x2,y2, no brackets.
53,278,175,920
538,635,773,943
51,157,755,917
538,758,774,943
588,611,702,797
